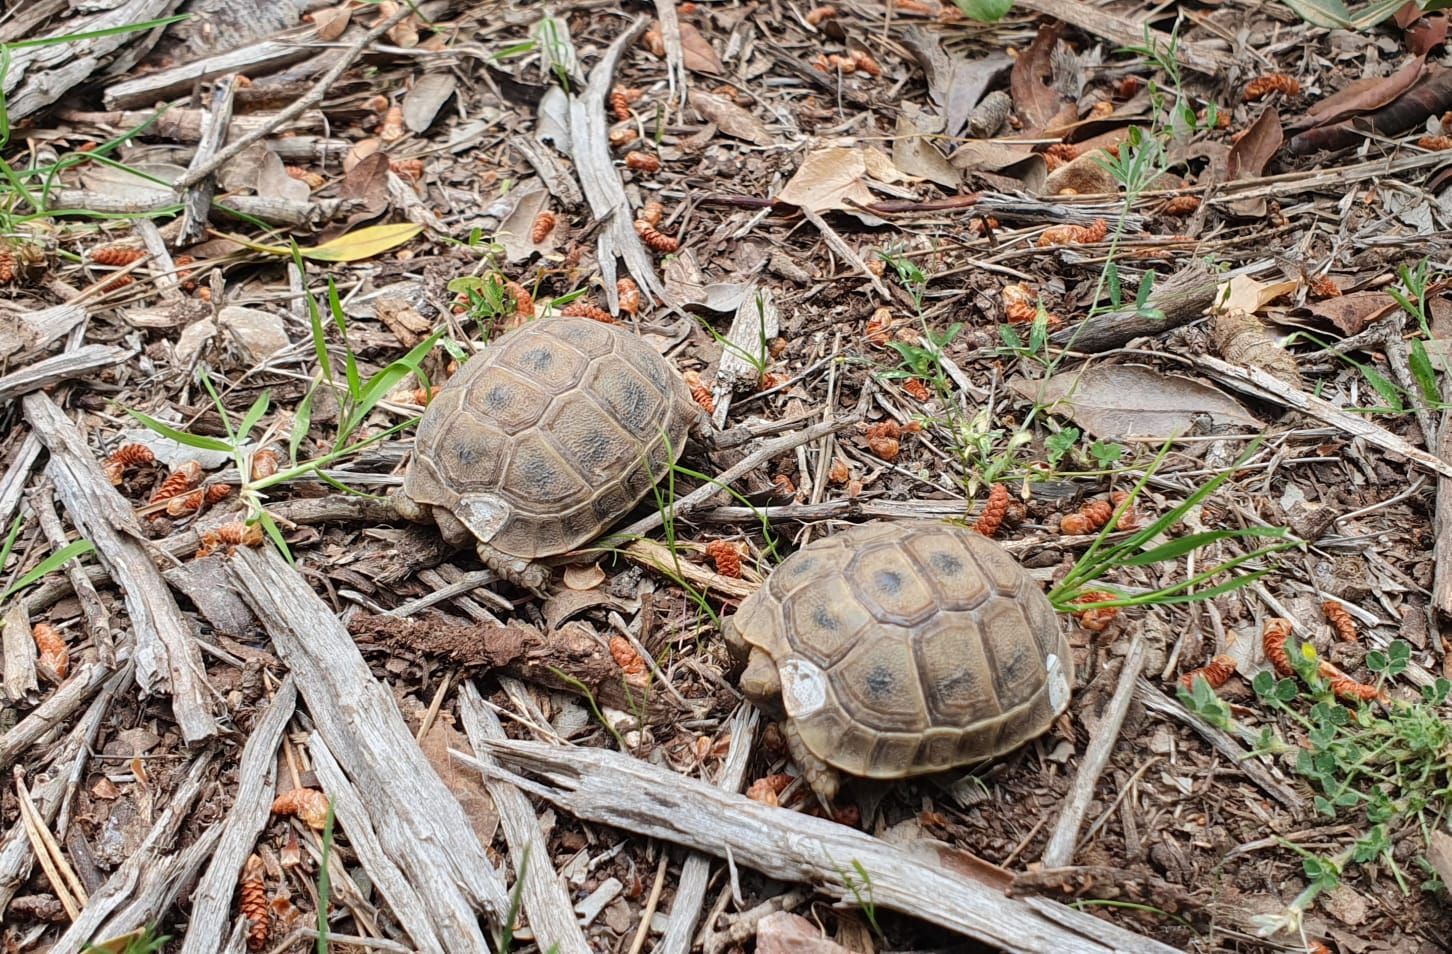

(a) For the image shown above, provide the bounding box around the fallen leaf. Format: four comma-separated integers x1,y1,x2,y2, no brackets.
893,106,960,189
1226,107,1283,217
1042,150,1117,196
663,251,754,312
1014,364,1260,441
1213,274,1300,315
312,3,352,41
899,27,1011,138
948,140,1046,192
344,137,382,173
1010,22,1068,132
80,162,184,201
1291,55,1425,131
417,716,499,849
1306,290,1399,334
236,223,423,262
254,148,311,205
338,151,391,222
494,183,554,263
403,72,457,133
1428,830,1452,892
689,90,773,146
775,147,906,223
755,912,853,954
679,21,724,75
563,563,606,590
1407,16,1447,56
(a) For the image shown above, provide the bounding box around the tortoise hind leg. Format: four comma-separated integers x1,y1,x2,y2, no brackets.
783,719,840,809
476,541,550,596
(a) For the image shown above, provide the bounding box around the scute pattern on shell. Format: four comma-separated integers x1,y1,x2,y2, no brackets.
731,520,1072,779
404,317,695,559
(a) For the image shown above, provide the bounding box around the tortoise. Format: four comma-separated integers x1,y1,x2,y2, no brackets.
394,316,702,591
722,520,1073,803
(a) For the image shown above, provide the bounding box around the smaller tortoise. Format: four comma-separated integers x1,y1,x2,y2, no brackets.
395,316,702,590
723,520,1072,803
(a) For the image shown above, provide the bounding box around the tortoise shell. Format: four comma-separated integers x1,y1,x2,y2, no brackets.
403,316,696,559
727,520,1072,779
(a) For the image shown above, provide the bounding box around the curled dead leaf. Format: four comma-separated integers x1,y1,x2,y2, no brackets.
562,563,607,590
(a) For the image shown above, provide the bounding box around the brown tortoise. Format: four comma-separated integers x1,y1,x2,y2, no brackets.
723,520,1073,803
395,316,702,590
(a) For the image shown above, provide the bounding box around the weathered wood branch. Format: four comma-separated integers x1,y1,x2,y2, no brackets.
0,346,135,404
456,741,1182,954
25,393,219,743
225,545,508,947
178,680,297,954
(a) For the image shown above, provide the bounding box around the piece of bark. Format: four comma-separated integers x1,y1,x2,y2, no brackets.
656,705,758,954
0,302,87,362
24,393,219,743
710,285,780,428
177,680,296,954
1433,405,1452,618
458,742,1182,954
0,346,134,404
0,433,43,532
1050,260,1218,352
458,682,592,954
225,545,509,944
0,663,126,917
0,661,113,772
1,599,38,702
5,0,184,121
46,189,361,228
178,75,239,245
58,107,325,143
102,28,319,110
30,484,115,668
1193,354,1452,479
308,734,452,954
1012,0,1230,76
568,16,668,311
1041,633,1145,867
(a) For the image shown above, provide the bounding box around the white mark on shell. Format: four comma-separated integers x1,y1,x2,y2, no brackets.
1046,653,1070,714
779,657,826,718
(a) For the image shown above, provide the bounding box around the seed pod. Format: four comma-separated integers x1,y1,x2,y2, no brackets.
103,443,156,485
165,488,206,517
864,421,902,461
703,539,743,578
251,448,280,482
1042,142,1078,170
531,210,557,243
1308,274,1341,298
639,201,665,226
635,221,679,253
771,473,797,501
828,458,850,484
90,245,144,266
1322,601,1357,642
625,151,661,172
609,126,639,148
643,28,665,56
1160,195,1201,215
411,386,437,406
560,302,615,323
1263,617,1295,677
805,5,838,25
1071,591,1119,632
610,86,632,121
285,166,326,189
965,90,1012,138
1108,490,1139,531
1179,654,1237,692
99,274,135,293
900,378,931,402
390,158,425,180
196,521,265,558
746,773,793,806
1060,499,1113,536
32,623,69,681
1419,135,1452,151
150,460,203,504
864,308,893,347
1037,218,1109,247
973,484,1010,537
379,104,406,141
681,370,715,413
609,635,647,677
241,854,269,951
1243,73,1300,102
617,277,642,316
504,280,534,317
271,788,330,830
1001,283,1040,324
850,50,881,77
0,249,14,284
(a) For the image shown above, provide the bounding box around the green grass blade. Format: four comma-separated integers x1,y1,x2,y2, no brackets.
257,511,295,566
0,539,95,601
3,14,189,50
238,391,271,445
338,330,440,441
1118,527,1291,568
125,409,235,453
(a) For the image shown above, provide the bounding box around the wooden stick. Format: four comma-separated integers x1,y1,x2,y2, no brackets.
454,741,1182,954
1041,633,1145,868
458,682,593,954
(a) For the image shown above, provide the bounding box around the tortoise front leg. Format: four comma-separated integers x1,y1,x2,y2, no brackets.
783,719,840,809
476,541,550,596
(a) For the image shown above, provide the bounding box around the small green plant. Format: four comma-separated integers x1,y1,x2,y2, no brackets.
952,0,1015,21
841,860,884,939
497,848,531,952
695,292,774,382
315,799,336,954
0,513,96,605
82,924,170,954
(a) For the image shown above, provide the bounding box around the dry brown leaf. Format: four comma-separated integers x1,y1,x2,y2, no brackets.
689,90,773,146
756,911,854,954
338,152,391,223
678,21,724,75
1010,22,1068,132
1307,291,1400,335
892,106,960,189
1428,830,1452,894
312,3,352,42
344,137,382,173
402,72,457,133
1213,274,1300,316
1015,364,1260,441
1407,16,1447,56
1293,55,1426,130
417,716,499,849
495,184,555,262
562,563,606,590
948,141,1046,192
775,147,906,222
1226,107,1282,217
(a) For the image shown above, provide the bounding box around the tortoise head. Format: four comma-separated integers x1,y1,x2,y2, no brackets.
722,613,785,714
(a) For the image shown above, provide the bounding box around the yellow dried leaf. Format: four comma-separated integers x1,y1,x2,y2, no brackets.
230,223,424,262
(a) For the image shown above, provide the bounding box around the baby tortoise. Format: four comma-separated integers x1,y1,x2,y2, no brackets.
396,316,701,590
723,520,1072,803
